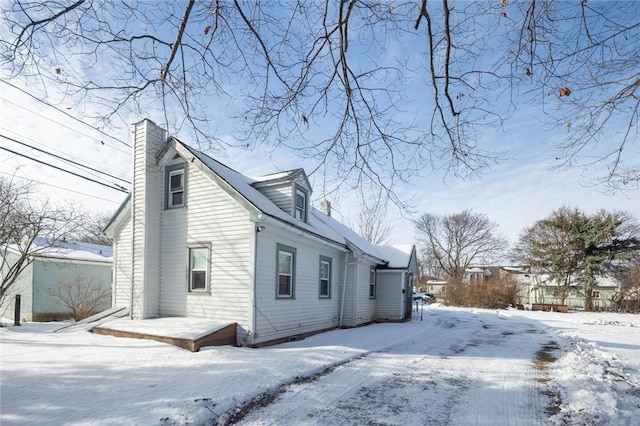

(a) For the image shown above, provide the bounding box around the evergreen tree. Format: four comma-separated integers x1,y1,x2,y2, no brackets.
512,208,639,310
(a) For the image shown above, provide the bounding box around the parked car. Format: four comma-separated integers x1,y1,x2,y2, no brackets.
413,293,436,303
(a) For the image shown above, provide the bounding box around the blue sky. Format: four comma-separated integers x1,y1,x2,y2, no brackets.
1,80,637,248
0,2,638,249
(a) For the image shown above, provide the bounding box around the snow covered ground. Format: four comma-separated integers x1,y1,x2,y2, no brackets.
1,305,639,425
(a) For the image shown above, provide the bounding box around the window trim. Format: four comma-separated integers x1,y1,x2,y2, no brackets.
276,243,296,299
165,163,186,209
188,245,210,293
319,256,332,299
369,267,376,299
293,184,308,222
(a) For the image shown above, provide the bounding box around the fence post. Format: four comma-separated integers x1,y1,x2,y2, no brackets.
14,294,21,326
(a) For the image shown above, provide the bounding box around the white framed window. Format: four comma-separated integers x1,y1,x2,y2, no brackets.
369,267,376,299
189,247,209,292
319,256,332,298
294,187,307,222
165,164,186,209
169,169,185,208
592,290,600,299
277,244,296,298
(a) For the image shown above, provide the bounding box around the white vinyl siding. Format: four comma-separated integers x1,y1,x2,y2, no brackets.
254,182,292,213
131,120,164,319
112,214,132,309
375,270,404,321
159,157,253,341
0,251,34,321
356,262,378,325
253,224,344,344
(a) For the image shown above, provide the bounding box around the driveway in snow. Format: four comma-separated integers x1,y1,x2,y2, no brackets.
230,308,551,425
2,306,639,425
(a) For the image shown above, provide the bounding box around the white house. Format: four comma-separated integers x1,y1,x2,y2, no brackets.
502,267,621,310
0,240,112,322
104,119,417,346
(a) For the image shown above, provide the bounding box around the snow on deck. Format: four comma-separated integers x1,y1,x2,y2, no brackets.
97,317,234,341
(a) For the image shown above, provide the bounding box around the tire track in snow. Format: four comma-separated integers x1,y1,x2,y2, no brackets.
225,311,552,425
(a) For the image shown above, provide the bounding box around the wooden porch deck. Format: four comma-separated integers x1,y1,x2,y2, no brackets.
92,317,237,352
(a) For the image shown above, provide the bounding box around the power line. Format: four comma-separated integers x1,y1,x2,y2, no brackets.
0,145,128,193
0,133,131,184
0,171,123,205
0,79,132,148
0,96,132,155
0,97,131,156
0,124,127,179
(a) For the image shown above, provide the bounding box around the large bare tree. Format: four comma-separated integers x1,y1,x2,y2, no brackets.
1,1,638,196
0,176,79,304
415,210,508,283
348,189,392,245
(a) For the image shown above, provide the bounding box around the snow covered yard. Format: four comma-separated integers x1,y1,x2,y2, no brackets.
1,307,639,425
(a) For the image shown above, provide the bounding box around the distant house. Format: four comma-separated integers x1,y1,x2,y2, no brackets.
104,119,418,346
0,240,112,321
424,280,447,296
501,267,621,310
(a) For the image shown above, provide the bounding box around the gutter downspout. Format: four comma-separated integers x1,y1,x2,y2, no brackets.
353,258,359,326
339,254,348,327
252,224,259,345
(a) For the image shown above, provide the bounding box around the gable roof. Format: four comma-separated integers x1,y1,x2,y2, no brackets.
251,168,311,191
177,140,388,262
376,244,417,269
106,135,409,266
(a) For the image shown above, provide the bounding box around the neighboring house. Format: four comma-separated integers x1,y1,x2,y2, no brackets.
0,240,113,321
501,267,621,310
104,119,418,346
424,280,447,296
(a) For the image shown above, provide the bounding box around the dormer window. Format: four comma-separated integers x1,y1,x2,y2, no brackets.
165,164,186,209
294,186,307,222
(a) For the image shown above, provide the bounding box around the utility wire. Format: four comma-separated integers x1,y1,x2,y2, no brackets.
0,145,128,193
0,133,131,184
0,96,131,156
0,79,132,148
0,97,131,154
0,171,122,205
0,124,126,179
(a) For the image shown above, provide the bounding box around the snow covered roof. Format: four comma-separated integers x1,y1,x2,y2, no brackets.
251,169,302,184
4,238,112,263
178,140,392,263
376,244,416,268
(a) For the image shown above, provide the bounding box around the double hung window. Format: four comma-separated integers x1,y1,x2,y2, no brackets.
294,187,307,222
277,244,296,298
166,165,186,208
369,268,376,299
319,257,332,298
189,247,209,292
